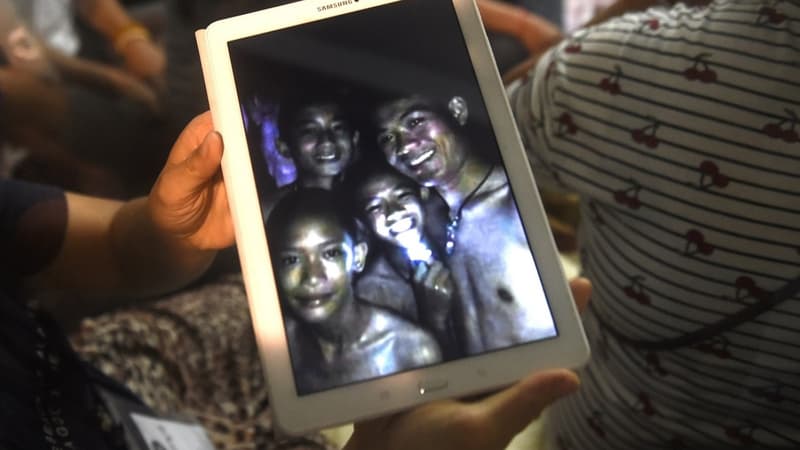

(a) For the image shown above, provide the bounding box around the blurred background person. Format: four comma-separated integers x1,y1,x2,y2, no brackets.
0,0,166,197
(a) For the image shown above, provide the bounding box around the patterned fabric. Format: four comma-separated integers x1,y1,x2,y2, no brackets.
71,274,335,450
510,0,799,448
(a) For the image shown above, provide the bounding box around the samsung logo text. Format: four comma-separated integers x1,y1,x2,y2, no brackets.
317,0,354,12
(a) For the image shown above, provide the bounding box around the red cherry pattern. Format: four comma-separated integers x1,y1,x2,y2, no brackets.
613,183,642,208
614,182,642,209
623,286,650,305
684,67,717,82
734,275,769,302
694,336,731,359
631,121,660,148
599,65,623,95
761,109,798,143
599,78,622,95
623,276,651,305
684,229,715,256
684,53,717,83
698,160,730,188
565,42,582,53
557,112,578,135
758,6,787,25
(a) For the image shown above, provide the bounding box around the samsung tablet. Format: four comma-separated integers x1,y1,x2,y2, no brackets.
197,0,589,435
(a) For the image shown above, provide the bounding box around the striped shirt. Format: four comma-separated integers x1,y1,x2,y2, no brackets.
509,0,800,448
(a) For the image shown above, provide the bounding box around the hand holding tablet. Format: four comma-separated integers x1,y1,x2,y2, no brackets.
196,0,589,435
347,277,591,450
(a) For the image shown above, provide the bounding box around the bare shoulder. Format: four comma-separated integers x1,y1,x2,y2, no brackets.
376,308,442,363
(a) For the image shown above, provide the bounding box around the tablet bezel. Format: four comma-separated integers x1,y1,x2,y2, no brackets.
198,0,589,435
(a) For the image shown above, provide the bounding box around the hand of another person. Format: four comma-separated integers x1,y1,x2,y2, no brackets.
413,260,455,327
148,112,235,251
345,278,591,450
119,38,166,91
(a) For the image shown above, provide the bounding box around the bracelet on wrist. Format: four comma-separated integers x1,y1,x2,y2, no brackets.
112,23,151,54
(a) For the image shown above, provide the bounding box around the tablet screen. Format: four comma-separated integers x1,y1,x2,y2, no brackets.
228,0,557,395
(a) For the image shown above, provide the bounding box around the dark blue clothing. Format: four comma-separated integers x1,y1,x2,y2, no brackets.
0,179,144,449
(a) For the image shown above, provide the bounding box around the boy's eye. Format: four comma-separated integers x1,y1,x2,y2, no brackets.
378,133,395,148
365,201,383,215
297,123,320,136
408,117,425,128
323,248,345,259
281,255,300,266
397,189,414,200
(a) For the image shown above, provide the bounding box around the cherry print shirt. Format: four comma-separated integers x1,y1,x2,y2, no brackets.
509,1,800,448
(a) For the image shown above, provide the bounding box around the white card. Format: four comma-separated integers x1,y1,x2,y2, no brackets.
130,413,216,450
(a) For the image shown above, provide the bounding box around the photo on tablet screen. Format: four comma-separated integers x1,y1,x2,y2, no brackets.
227,0,557,396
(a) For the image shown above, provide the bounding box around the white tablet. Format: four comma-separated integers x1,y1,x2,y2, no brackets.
197,0,589,435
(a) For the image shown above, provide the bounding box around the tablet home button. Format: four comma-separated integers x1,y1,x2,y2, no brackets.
418,379,448,395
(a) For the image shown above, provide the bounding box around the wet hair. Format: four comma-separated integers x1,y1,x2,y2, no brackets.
343,158,421,220
369,93,499,165
277,84,357,148
372,95,458,130
364,95,461,161
266,188,361,249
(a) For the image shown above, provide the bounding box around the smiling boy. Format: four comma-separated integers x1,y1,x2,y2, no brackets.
267,189,441,393
278,98,358,190
353,164,460,357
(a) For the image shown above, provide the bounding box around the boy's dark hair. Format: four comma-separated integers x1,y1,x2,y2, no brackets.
276,84,359,147
266,188,361,248
371,95,457,129
342,157,421,220
367,93,499,164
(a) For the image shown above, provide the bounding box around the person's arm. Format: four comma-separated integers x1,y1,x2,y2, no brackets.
44,46,161,113
501,0,713,84
0,0,160,114
25,113,232,317
75,0,165,83
499,0,655,84
477,0,562,55
344,278,591,450
476,0,562,84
